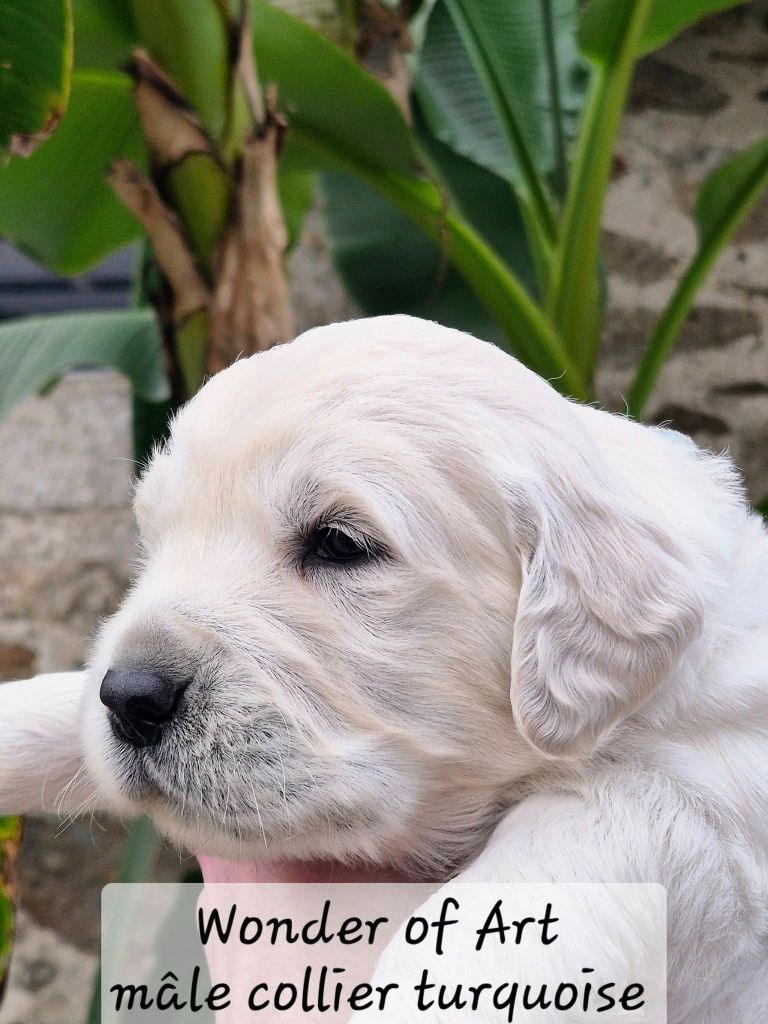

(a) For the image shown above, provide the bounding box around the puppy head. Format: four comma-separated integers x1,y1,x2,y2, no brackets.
83,316,703,874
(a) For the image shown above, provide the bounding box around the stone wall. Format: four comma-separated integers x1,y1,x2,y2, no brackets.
0,374,135,682
1,5,767,1021
597,1,768,501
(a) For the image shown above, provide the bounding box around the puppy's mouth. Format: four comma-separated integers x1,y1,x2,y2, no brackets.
102,735,413,879
96,694,422,881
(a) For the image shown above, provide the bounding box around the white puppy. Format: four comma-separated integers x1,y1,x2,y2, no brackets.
1,315,767,1020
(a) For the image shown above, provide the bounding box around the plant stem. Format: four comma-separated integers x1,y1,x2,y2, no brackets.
444,0,558,257
625,255,709,419
519,200,553,298
393,173,587,398
302,133,588,397
540,0,568,200
336,0,358,53
628,147,768,417
547,0,653,376
176,309,210,399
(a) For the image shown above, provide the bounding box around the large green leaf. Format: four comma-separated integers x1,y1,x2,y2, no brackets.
628,137,768,416
0,0,73,155
579,0,649,62
438,0,591,247
323,169,504,339
0,71,146,275
278,169,315,252
580,0,746,60
416,118,538,298
251,0,419,177
640,0,747,56
417,0,587,187
694,139,768,244
322,128,538,350
253,2,585,396
0,309,169,421
296,128,584,393
72,0,136,70
416,1,512,183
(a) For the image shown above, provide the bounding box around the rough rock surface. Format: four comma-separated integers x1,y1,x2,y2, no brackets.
1,5,767,1021
596,2,768,501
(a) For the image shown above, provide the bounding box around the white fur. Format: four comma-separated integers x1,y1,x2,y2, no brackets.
1,315,766,1021
0,671,95,816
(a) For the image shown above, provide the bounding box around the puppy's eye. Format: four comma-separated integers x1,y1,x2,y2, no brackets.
312,526,371,564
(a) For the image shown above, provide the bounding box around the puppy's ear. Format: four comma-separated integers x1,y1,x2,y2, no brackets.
508,459,703,759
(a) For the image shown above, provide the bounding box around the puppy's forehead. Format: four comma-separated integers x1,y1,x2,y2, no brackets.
174,314,544,442
172,320,474,452
137,323,449,507
173,361,405,473
140,316,559,513
185,321,460,419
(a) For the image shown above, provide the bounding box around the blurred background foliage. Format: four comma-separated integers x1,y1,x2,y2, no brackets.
0,0,767,1017
2,0,765,421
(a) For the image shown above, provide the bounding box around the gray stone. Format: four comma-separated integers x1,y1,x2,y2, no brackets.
602,230,678,285
711,380,768,397
0,643,35,682
0,512,134,621
708,48,768,68
629,57,730,114
651,403,731,436
13,959,57,995
735,190,768,243
288,210,361,335
0,373,134,514
601,305,763,371
0,911,95,1024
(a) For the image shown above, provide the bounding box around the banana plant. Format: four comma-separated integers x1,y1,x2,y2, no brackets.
0,0,764,430
0,0,73,156
4,0,761,422
322,0,768,410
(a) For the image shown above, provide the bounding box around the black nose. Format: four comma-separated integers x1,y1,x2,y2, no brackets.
100,668,188,748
